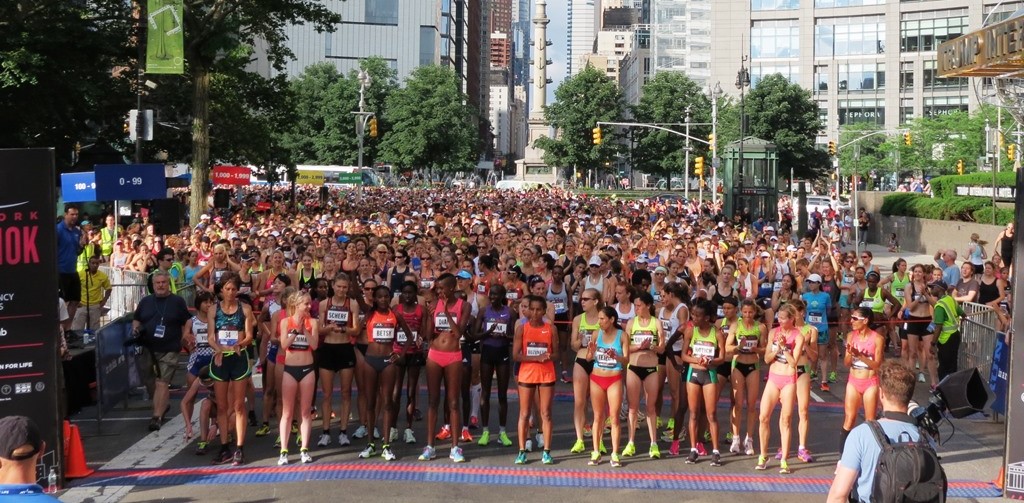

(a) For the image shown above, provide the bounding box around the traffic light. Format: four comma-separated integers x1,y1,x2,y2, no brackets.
956,159,964,175
368,117,378,138
592,127,602,145
694,156,704,177
1009,144,1016,160
904,131,912,146
827,141,836,157
708,133,715,152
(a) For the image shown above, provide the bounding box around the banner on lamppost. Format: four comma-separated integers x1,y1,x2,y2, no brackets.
146,0,184,75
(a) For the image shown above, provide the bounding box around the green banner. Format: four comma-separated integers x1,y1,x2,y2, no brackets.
145,0,184,74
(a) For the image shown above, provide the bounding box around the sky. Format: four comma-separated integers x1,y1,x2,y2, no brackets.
543,0,568,105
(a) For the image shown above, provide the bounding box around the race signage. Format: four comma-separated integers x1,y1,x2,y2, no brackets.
211,165,251,186
94,164,167,201
295,170,325,186
60,172,97,203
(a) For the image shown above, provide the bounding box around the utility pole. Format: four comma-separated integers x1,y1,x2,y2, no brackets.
708,82,722,204
135,0,146,164
684,105,691,200
736,51,750,209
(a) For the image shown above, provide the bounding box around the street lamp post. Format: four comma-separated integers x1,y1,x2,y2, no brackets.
353,69,374,201
736,56,750,209
707,82,722,203
684,105,691,201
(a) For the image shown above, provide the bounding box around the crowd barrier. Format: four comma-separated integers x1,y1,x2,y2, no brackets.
958,302,999,382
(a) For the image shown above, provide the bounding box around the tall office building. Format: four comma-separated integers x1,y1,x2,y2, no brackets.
650,0,711,85
567,0,603,77
509,0,531,163
709,0,994,137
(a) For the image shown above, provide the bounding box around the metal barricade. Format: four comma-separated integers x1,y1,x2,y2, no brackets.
98,266,149,322
958,302,999,380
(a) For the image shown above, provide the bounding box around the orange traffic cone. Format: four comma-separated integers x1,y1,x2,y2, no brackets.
995,466,1005,490
64,420,94,479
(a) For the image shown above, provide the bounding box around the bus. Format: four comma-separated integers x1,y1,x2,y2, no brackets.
251,165,381,187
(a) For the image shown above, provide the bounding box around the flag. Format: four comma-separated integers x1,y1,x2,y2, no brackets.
146,0,184,74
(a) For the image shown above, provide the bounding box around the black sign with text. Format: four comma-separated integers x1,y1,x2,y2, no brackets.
0,149,61,483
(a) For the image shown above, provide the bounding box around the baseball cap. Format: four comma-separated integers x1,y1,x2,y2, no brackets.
928,279,947,290
806,273,822,283
0,416,42,461
588,255,602,267
764,226,775,232
456,270,473,280
760,251,770,258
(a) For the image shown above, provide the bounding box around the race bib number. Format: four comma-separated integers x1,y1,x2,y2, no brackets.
327,309,349,325
859,300,873,308
631,332,654,346
397,330,417,344
595,348,616,368
773,281,782,292
808,314,823,325
507,291,520,301
572,293,580,303
661,319,672,333
435,313,454,330
214,270,225,283
218,329,239,347
372,326,395,343
716,306,725,318
554,300,567,313
477,283,487,294
526,341,549,357
894,289,905,299
741,337,757,352
268,302,282,317
154,324,166,339
580,329,593,347
239,286,251,294
420,280,434,289
772,343,788,363
291,332,309,348
852,358,869,370
691,341,715,358
487,322,508,336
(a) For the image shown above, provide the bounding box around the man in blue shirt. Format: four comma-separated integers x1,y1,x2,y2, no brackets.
57,205,86,320
827,360,924,502
0,416,60,501
933,249,961,289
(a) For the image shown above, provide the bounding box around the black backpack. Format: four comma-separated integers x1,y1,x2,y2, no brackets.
863,419,947,503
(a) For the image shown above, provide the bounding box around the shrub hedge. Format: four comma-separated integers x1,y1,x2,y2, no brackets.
880,193,1014,225
929,172,1015,199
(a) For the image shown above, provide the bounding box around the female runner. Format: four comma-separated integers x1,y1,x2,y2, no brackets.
679,300,726,466
725,299,765,457
277,291,319,465
838,307,885,460
207,276,255,466
622,292,665,459
513,295,558,465
755,304,804,474
475,284,517,447
316,274,360,447
586,306,629,467
569,288,602,454
394,281,428,445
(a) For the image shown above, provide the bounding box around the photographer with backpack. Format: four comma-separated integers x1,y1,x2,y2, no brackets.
827,360,947,503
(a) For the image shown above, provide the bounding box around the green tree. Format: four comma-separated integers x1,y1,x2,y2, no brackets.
182,0,341,225
378,65,479,172
744,74,828,180
631,72,711,185
535,65,625,177
0,0,134,166
902,106,996,175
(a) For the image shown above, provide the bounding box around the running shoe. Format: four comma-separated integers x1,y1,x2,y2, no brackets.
703,430,711,442
669,440,680,457
570,438,586,454
583,423,593,437
656,417,663,429
622,441,636,457
498,431,513,447
381,446,396,461
560,371,571,384
478,430,491,446
610,453,622,468
710,451,722,467
291,422,299,435
918,372,926,383
436,425,452,441
231,449,244,466
515,451,527,464
214,448,234,465
469,416,479,430
413,408,423,421
744,436,755,456
273,435,281,449
797,447,814,463
277,450,289,466
724,431,734,443
820,381,831,392
779,460,792,474
775,447,783,460
300,449,313,464
588,451,602,466
405,428,417,444
649,444,661,459
696,442,707,457
353,425,368,439
542,451,554,464
599,439,607,455
148,418,160,431
338,432,351,446
449,446,466,463
418,445,436,461
373,428,381,440
729,436,742,454
525,439,533,452
389,429,398,443
255,423,271,437
535,433,544,449
755,455,768,470
358,443,377,459
666,418,675,431
317,433,331,447
685,449,698,464
195,441,208,456
660,429,675,443
810,370,819,381
828,371,837,383
460,427,473,443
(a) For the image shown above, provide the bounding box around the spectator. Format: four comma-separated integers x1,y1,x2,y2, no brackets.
147,248,183,295
929,279,964,381
0,416,60,500
73,256,111,334
132,271,192,431
952,262,979,304
57,205,86,322
99,214,119,262
826,360,932,503
995,223,1014,271
932,249,960,288
964,233,987,275
857,208,870,245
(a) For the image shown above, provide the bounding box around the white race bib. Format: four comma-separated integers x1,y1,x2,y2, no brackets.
595,348,616,367
526,342,548,357
486,322,508,335
631,333,654,346
327,309,349,324
435,313,454,330
372,326,395,343
397,330,417,344
741,337,757,352
716,306,725,318
808,314,823,324
218,329,239,347
691,341,715,358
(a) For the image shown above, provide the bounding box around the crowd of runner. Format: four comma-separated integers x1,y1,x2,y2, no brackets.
64,185,1015,471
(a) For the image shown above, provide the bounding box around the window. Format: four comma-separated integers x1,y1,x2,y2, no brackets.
814,65,829,92
899,61,914,91
838,98,884,125
984,2,1024,24
815,0,884,7
365,0,399,25
420,27,436,67
325,33,332,57
750,63,799,86
751,19,799,59
922,60,967,90
838,63,885,91
818,101,829,127
900,98,915,125
752,0,798,11
924,96,967,117
526,165,553,175
900,9,967,52
815,16,886,57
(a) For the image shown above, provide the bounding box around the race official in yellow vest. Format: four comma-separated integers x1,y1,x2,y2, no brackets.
929,279,964,381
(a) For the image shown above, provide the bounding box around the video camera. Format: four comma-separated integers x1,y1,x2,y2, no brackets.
908,368,988,443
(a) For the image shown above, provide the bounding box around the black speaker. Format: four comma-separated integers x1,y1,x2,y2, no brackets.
936,368,988,418
214,189,231,209
150,199,182,236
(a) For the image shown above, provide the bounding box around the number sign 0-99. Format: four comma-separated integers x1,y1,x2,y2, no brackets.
94,164,167,201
